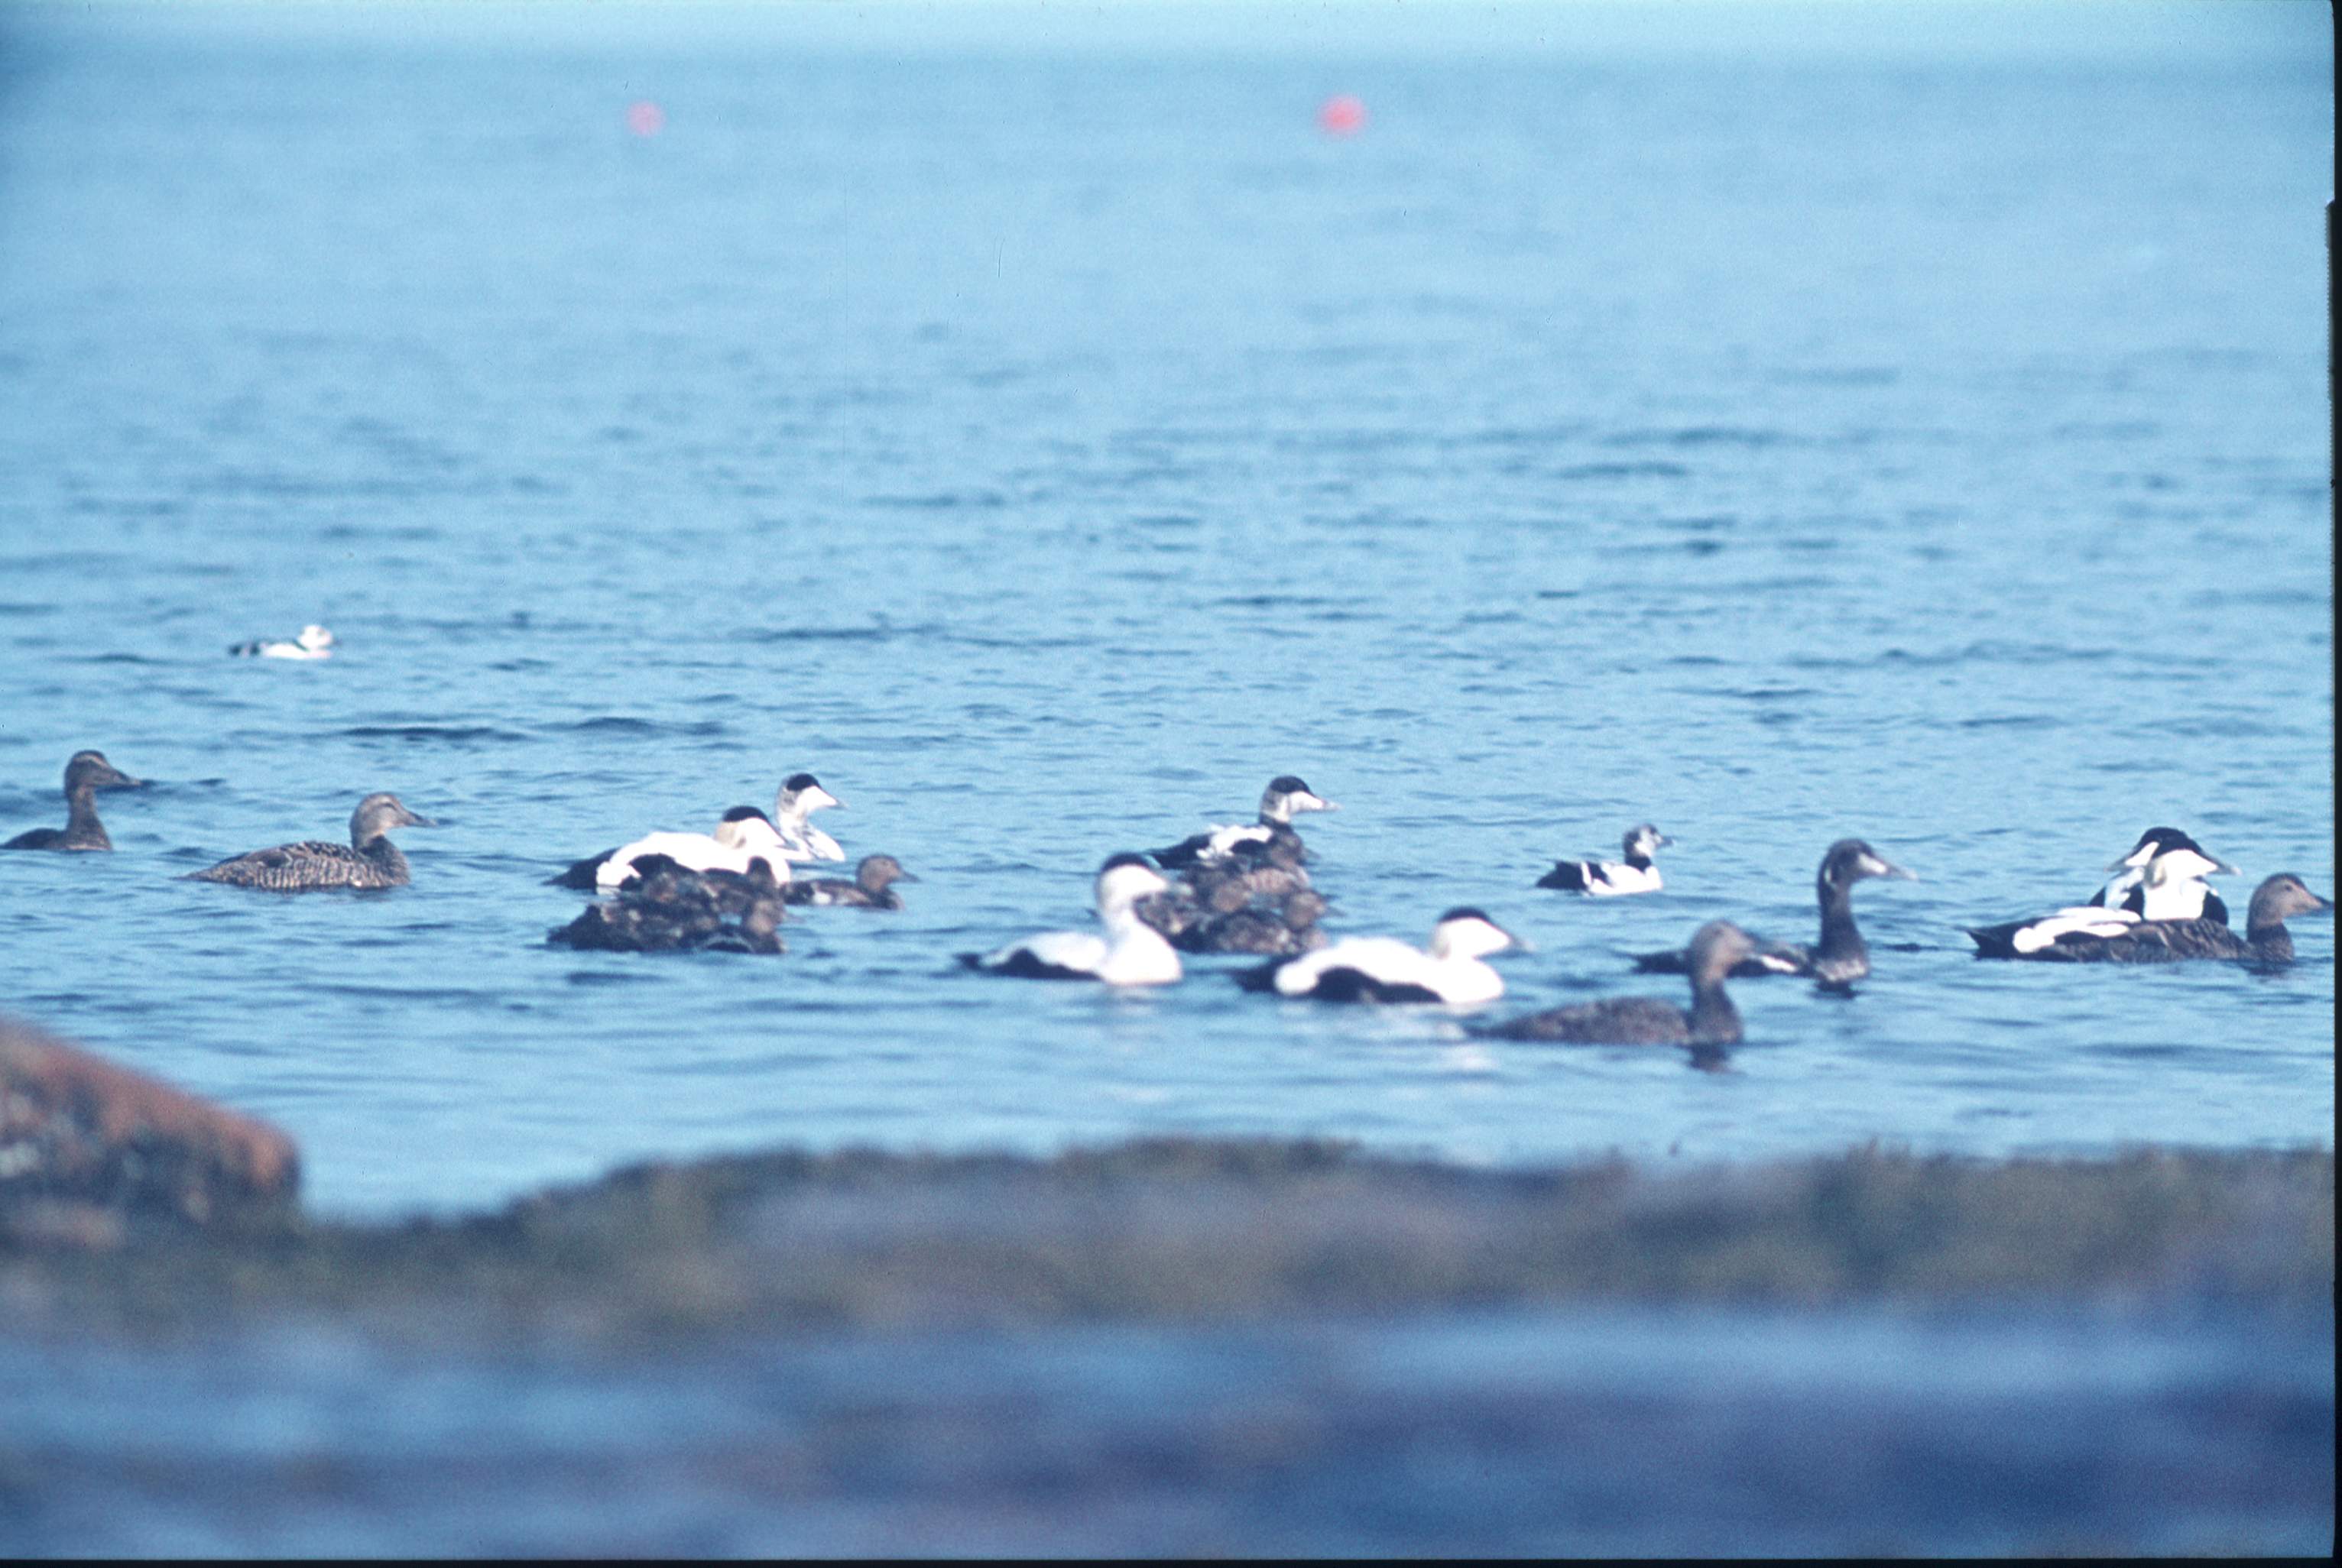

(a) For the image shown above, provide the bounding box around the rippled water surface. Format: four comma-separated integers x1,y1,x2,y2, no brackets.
2,2,2332,1555
0,2,2331,1216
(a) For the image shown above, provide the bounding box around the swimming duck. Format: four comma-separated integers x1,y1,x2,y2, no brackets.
1480,920,1773,1054
183,792,431,890
550,855,788,954
551,807,794,891
1186,831,1312,903
771,773,845,863
1234,906,1520,1004
1174,889,1332,957
959,854,1182,985
1967,843,2239,958
1153,776,1338,870
1537,823,1671,896
2,750,144,851
1633,839,1914,986
1969,871,2328,964
2086,828,2233,921
781,854,916,909
1135,832,1316,944
229,624,335,659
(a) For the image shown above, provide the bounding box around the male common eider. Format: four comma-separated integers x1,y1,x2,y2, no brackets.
229,624,336,659
781,854,917,909
1969,871,2328,964
771,773,845,863
550,855,788,954
1537,823,1671,896
1633,838,1914,986
1153,776,1338,870
959,854,1182,986
1234,906,1519,1004
2,750,144,851
183,792,431,890
1480,920,1773,1055
551,807,793,891
2086,828,2234,922
1967,842,2238,957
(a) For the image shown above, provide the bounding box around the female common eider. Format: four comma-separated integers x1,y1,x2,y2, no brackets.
229,624,336,659
1186,831,1312,904
184,792,431,890
960,854,1183,985
1480,920,1773,1055
1153,776,1338,870
2,750,144,851
1234,906,1520,1004
1537,823,1671,896
1633,838,1914,987
781,854,916,909
1174,889,1331,957
553,807,793,891
2086,828,2233,922
1967,843,2237,958
771,773,845,863
550,855,788,954
1969,871,2329,964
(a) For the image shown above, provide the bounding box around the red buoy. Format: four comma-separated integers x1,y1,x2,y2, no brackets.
1318,94,1367,137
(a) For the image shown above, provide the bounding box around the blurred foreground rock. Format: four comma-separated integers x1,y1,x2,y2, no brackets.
1,1015,300,1243
0,1122,2327,1344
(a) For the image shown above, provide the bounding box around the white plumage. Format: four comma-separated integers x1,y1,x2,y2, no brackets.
596,811,793,890
966,857,1183,986
771,773,846,863
1250,909,1519,1005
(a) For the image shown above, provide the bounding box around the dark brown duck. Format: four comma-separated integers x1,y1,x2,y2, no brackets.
1482,920,1779,1049
2,750,143,851
183,793,431,890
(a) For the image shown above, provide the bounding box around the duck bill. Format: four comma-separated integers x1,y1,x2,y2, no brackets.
1868,855,1917,881
402,811,439,828
809,787,843,811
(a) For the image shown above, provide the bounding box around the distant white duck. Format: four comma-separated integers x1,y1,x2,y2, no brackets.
1537,823,1671,896
771,772,845,863
959,854,1182,986
1236,906,1522,1005
1153,776,1338,870
592,806,794,891
230,624,336,659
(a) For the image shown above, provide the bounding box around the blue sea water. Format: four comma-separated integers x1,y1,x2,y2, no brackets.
0,1,2331,1552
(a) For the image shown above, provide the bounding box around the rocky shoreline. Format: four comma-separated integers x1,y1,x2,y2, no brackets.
3,1012,2328,1346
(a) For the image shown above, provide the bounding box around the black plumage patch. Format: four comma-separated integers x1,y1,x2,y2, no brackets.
1537,861,1591,891
1306,967,1442,1004
962,949,1097,981
547,849,619,889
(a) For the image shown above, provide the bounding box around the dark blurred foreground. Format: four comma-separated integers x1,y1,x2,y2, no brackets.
2,1126,2331,1553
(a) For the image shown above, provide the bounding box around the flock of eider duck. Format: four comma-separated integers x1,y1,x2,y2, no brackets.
7,721,2331,1066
